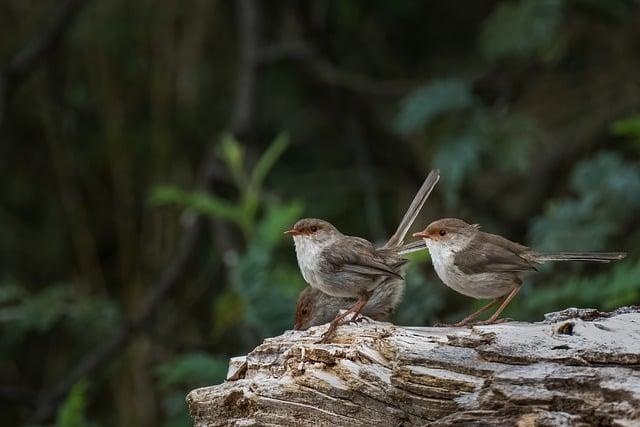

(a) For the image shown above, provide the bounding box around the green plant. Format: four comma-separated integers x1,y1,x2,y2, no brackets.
529,151,640,251
150,133,290,236
56,380,93,427
481,0,565,62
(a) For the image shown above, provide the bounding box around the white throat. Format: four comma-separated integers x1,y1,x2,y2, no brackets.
293,235,336,286
425,236,468,287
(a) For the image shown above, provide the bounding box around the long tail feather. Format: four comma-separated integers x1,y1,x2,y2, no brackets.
396,240,427,255
534,252,627,263
384,169,440,249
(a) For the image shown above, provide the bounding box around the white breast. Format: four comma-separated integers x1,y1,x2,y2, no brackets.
293,237,325,286
426,240,514,299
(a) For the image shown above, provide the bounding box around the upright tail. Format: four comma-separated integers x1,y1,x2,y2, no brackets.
533,252,627,263
383,169,440,249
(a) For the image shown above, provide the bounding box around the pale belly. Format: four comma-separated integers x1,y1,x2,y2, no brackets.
293,237,388,298
429,244,516,300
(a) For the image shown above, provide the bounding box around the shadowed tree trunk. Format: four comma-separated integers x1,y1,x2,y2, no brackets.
187,307,640,426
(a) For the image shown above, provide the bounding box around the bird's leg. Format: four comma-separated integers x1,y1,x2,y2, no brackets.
348,290,372,323
318,291,372,343
472,286,521,326
440,298,502,327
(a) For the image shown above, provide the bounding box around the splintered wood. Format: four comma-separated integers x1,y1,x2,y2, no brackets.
187,307,640,426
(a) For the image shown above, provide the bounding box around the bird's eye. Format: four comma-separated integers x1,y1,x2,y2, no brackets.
309,226,318,232
439,229,447,236
301,308,308,316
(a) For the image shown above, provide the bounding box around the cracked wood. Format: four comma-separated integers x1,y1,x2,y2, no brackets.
187,307,640,426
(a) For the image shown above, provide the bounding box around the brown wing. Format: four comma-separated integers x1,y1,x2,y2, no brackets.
454,231,537,274
321,237,404,280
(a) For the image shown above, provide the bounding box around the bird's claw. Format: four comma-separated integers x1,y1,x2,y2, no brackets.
316,323,340,343
347,315,371,325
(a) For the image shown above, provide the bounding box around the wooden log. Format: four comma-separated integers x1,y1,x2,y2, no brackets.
187,307,640,426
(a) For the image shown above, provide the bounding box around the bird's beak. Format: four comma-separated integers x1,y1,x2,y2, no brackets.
284,229,301,236
412,230,430,239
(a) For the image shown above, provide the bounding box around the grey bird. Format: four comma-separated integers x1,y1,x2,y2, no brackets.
293,240,426,331
285,170,439,342
413,218,627,326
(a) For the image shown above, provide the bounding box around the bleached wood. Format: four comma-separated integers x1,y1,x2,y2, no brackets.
187,307,640,426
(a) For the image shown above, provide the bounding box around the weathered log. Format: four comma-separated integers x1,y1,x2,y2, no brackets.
187,307,640,426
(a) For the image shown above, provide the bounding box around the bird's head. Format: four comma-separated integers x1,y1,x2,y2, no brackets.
293,287,316,330
284,218,341,246
294,287,356,331
412,218,479,249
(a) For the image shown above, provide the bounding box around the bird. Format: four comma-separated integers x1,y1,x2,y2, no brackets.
285,170,439,342
412,218,627,326
293,240,427,331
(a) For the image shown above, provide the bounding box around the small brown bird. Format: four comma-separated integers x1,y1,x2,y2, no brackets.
286,170,439,342
294,280,400,331
293,240,426,330
413,218,626,326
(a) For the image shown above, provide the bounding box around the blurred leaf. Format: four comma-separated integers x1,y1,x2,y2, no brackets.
394,78,474,136
149,187,241,223
514,261,640,317
0,280,26,305
156,353,228,389
432,113,491,204
56,379,90,427
570,151,640,198
491,114,542,173
250,133,290,190
255,200,304,249
219,133,247,187
611,113,640,144
481,0,564,62
530,151,640,251
0,284,70,334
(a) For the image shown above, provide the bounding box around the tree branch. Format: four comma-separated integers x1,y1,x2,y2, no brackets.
188,307,640,425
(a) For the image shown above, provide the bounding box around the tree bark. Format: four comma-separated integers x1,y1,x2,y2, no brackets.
187,307,640,426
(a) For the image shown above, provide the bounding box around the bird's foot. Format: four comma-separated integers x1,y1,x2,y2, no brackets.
347,314,372,325
316,321,341,344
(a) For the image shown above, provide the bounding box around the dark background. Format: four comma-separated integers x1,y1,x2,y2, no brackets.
1,0,639,425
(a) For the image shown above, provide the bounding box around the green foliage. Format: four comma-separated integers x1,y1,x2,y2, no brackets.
394,78,475,136
56,380,92,427
0,281,120,358
150,134,303,338
530,152,640,251
3,1,640,425
611,113,640,149
395,76,544,206
513,261,640,318
151,133,290,235
481,0,565,62
431,112,489,203
150,187,241,223
228,200,305,337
